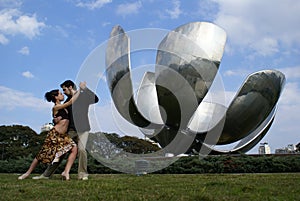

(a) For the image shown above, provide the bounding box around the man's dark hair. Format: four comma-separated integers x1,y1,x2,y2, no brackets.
60,80,77,90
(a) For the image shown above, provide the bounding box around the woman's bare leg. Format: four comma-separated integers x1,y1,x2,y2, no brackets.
61,146,77,180
18,158,39,180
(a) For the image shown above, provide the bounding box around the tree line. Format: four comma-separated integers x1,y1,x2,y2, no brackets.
0,125,299,174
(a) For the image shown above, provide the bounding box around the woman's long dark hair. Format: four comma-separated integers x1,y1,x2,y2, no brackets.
44,89,59,103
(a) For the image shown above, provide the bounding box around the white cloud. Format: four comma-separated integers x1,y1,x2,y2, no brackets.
0,0,22,9
212,0,300,57
22,71,34,78
223,69,251,77
76,0,112,10
0,9,45,44
197,0,218,20
0,85,51,110
271,81,300,144
165,0,182,19
279,66,300,80
116,1,142,17
279,82,300,106
250,37,279,56
0,33,8,44
101,21,111,27
18,46,29,55
54,25,69,38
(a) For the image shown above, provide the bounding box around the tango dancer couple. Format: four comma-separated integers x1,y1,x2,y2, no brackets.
18,80,99,181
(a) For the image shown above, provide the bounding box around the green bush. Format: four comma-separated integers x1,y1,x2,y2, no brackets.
157,154,300,174
1,151,300,174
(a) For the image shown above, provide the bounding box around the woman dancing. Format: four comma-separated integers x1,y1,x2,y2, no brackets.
18,88,79,180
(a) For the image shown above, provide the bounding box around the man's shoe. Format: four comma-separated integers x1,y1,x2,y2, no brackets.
32,175,49,180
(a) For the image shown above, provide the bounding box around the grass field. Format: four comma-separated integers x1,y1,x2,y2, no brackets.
1,173,299,201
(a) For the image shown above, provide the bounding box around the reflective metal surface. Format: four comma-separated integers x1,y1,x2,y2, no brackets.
105,26,162,129
190,70,285,154
219,69,285,144
105,22,285,155
153,22,226,146
192,106,276,155
187,101,227,133
136,72,164,125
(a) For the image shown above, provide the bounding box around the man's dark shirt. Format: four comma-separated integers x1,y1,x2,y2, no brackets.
65,88,99,132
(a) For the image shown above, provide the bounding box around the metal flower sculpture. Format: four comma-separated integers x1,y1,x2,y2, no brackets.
105,22,285,156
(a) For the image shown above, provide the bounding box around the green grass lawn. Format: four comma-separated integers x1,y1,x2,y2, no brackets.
1,173,299,201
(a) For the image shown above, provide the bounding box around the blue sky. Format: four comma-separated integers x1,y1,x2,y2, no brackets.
0,0,299,154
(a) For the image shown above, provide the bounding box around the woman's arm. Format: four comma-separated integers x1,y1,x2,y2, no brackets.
53,90,80,111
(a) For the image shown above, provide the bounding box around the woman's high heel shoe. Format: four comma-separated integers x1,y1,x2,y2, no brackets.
18,173,29,180
61,172,70,181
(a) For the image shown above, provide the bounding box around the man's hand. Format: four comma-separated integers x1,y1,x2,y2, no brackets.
79,81,87,90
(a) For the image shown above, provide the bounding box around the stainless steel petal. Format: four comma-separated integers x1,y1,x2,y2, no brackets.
198,106,276,155
136,72,165,137
156,22,226,104
188,70,285,154
105,25,160,128
153,22,226,147
136,72,164,125
217,70,285,144
231,106,277,153
187,102,227,133
105,23,285,156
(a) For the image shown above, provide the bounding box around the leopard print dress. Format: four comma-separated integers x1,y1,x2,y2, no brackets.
35,128,76,164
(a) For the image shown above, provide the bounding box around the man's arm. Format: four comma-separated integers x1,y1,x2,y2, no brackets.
80,82,99,104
